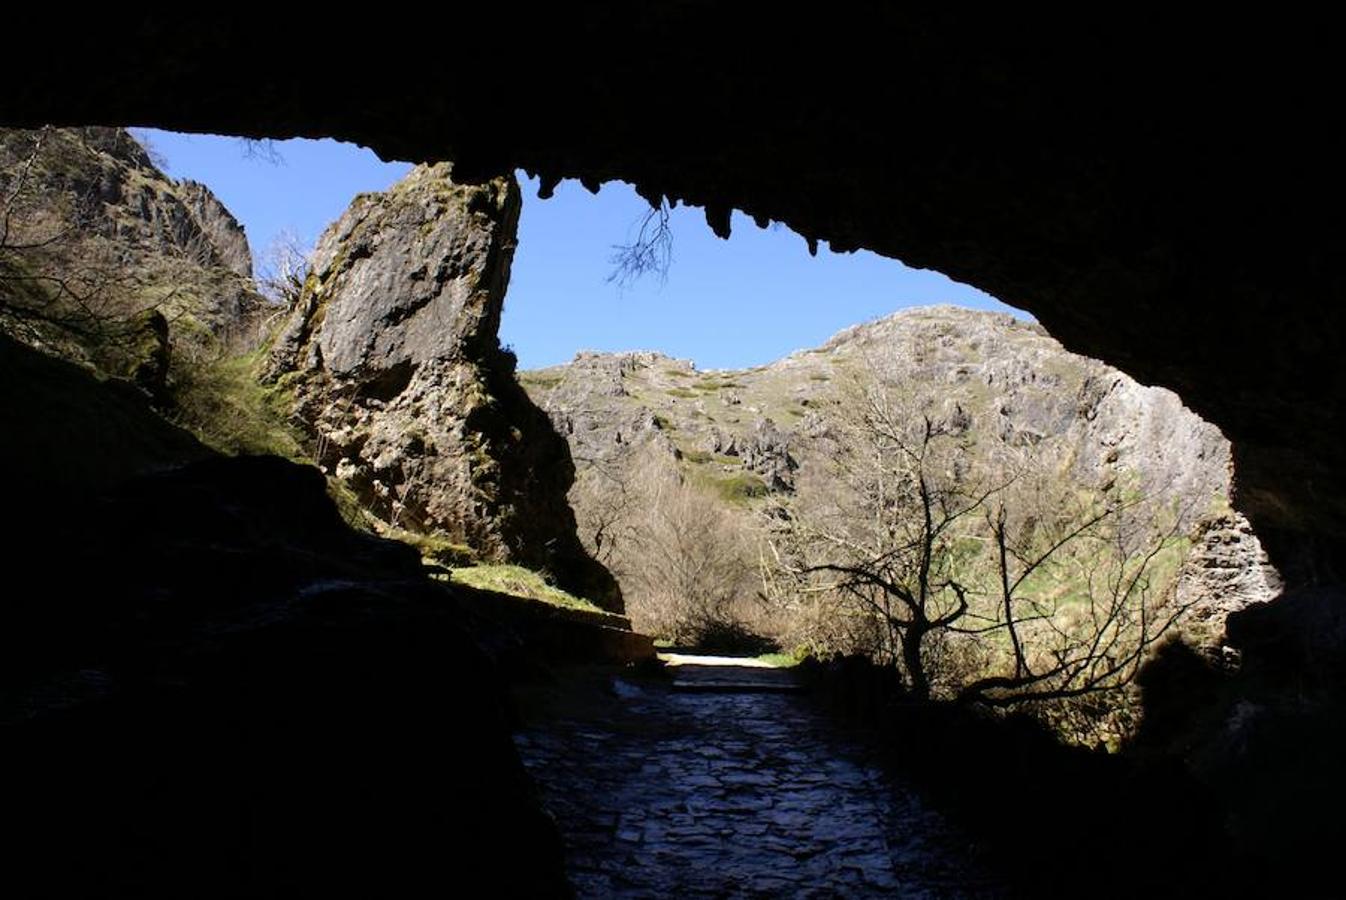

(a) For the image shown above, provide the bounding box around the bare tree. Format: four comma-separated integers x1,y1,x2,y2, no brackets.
767,364,1195,710
569,451,644,578
257,229,311,307
951,471,1193,707
237,137,284,166
128,129,170,171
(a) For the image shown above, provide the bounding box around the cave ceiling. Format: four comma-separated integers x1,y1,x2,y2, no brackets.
6,9,1343,573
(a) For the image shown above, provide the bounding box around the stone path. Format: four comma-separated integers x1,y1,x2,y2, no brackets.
513,656,1003,898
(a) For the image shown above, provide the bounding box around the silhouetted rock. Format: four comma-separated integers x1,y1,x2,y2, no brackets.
4,439,569,896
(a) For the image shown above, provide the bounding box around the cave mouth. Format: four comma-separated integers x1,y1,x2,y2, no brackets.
11,123,1260,705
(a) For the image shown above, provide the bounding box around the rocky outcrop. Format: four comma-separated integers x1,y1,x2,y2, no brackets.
533,352,682,466
177,179,253,277
269,164,620,611
1,127,254,287
1178,512,1283,648
0,126,267,366
741,418,796,490
1070,374,1229,517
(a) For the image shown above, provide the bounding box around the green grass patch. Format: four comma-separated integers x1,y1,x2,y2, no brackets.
1143,534,1194,599
169,349,305,458
705,472,770,504
326,478,376,532
519,371,563,390
695,378,742,392
388,527,477,567
666,387,698,399
681,448,741,467
1014,534,1193,611
756,651,805,668
450,564,604,613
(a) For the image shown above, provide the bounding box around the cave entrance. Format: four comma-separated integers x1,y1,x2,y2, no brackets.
4,122,1288,896
121,129,1260,701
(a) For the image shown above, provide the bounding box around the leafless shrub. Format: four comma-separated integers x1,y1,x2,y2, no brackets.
257,229,311,307
572,445,756,645
237,137,284,166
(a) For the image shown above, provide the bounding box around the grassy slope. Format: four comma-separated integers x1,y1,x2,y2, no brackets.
449,564,608,615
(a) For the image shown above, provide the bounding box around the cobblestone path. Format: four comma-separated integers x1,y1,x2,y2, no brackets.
513,656,1002,898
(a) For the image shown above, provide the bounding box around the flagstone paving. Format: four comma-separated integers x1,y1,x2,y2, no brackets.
513,656,1003,898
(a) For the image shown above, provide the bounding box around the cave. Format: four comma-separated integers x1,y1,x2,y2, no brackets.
5,9,1344,895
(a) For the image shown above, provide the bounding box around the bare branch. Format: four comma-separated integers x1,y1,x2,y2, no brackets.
607,199,673,290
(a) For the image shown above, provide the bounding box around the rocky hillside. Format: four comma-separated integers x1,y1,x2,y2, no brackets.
267,164,620,611
523,306,1279,641
0,126,268,393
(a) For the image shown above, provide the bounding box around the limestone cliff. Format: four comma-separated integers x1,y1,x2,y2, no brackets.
523,306,1275,639
268,164,620,611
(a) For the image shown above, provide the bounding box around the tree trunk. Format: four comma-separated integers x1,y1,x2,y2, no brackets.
902,624,930,701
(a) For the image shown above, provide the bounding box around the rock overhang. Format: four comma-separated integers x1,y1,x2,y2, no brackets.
5,8,1344,575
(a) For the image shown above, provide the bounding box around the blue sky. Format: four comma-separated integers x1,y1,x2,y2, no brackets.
140,130,1022,371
